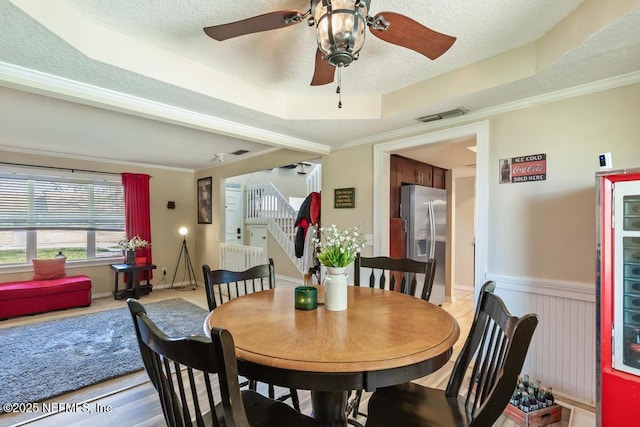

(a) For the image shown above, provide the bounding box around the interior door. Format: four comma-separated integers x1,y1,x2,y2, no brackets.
249,225,268,252
225,186,243,244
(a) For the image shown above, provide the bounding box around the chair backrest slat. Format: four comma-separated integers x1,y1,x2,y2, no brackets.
202,259,275,311
173,360,191,425
210,327,252,427
471,321,500,413
354,254,436,301
367,270,374,288
185,368,203,427
445,281,538,426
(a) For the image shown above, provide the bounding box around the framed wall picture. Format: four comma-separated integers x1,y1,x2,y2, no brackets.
197,177,212,224
334,187,356,208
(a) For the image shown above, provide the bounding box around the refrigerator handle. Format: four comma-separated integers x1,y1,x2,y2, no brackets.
612,324,615,363
432,203,436,258
429,201,436,259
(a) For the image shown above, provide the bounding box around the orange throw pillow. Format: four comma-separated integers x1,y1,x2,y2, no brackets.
32,258,67,280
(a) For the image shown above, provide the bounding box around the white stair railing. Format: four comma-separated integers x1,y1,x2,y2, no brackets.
246,182,303,272
219,243,267,271
306,164,322,194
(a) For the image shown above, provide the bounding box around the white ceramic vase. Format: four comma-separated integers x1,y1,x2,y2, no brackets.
324,266,348,311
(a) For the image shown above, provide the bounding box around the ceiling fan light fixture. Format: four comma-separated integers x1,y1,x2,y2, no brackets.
311,0,370,67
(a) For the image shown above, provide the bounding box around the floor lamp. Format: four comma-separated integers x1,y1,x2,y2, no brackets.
171,227,197,289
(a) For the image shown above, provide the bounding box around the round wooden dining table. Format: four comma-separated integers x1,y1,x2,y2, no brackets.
204,286,460,427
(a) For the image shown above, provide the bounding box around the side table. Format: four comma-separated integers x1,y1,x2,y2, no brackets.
110,263,156,300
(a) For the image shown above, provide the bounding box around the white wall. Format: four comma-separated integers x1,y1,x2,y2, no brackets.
454,173,476,288
488,83,640,282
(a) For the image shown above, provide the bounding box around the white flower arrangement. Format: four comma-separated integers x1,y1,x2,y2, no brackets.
314,224,366,267
118,235,150,251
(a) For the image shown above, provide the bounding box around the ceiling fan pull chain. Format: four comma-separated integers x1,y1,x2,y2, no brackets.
337,65,342,108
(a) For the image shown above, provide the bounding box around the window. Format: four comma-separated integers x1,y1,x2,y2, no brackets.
0,171,125,266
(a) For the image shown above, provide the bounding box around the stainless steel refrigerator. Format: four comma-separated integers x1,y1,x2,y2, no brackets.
401,185,446,305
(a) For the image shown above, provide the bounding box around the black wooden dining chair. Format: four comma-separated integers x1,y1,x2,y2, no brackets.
203,259,276,310
347,253,437,424
364,281,539,427
127,299,319,427
202,259,301,411
354,253,437,300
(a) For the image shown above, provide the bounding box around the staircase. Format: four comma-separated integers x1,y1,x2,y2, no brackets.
244,165,321,274
245,182,303,272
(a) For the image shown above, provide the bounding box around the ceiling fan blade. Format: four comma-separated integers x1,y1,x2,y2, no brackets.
203,10,304,41
310,49,336,86
369,12,456,60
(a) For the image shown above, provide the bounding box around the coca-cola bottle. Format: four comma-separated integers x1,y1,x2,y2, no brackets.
544,387,555,406
522,374,530,389
520,392,531,413
529,390,538,411
537,387,547,408
510,388,520,406
533,379,541,396
501,159,511,183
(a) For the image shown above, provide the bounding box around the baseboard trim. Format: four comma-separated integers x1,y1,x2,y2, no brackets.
92,291,112,299
454,284,474,293
91,281,202,300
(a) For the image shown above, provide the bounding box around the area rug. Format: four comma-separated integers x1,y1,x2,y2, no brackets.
0,298,209,411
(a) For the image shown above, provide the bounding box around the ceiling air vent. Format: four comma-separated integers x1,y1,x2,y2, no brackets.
416,107,468,123
231,150,249,155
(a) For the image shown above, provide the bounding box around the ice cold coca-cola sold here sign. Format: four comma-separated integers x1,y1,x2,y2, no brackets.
499,153,546,184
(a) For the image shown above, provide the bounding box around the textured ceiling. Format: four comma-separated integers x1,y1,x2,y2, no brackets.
0,0,639,170
62,0,580,96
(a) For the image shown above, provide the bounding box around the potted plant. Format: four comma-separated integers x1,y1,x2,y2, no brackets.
314,224,365,311
118,235,150,265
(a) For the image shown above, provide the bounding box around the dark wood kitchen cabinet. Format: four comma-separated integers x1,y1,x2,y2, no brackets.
390,155,447,258
433,167,445,189
390,154,446,217
394,155,432,187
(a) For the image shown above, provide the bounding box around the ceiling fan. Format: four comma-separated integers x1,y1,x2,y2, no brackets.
203,1,456,90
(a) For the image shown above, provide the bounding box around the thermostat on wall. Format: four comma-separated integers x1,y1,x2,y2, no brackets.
599,152,612,170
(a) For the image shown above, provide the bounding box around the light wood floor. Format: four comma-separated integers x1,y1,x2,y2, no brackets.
0,284,571,427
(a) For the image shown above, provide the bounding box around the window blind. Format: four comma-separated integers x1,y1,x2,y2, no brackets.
0,174,125,231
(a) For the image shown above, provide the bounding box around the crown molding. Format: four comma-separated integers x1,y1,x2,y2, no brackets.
1,61,638,158
0,62,331,156
0,144,195,173
341,70,640,150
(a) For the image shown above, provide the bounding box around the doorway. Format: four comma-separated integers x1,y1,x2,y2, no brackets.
373,121,489,303
224,184,243,244
393,139,477,296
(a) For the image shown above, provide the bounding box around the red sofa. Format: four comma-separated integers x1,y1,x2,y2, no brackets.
0,275,92,320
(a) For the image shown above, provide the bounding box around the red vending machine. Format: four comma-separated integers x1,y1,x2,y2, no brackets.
597,168,640,426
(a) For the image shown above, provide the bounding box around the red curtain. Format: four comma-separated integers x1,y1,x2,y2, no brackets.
122,173,152,280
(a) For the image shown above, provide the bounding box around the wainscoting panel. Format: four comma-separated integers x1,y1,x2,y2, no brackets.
486,274,596,406
219,243,267,271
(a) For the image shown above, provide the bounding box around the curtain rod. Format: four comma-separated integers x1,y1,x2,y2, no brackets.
0,161,151,177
